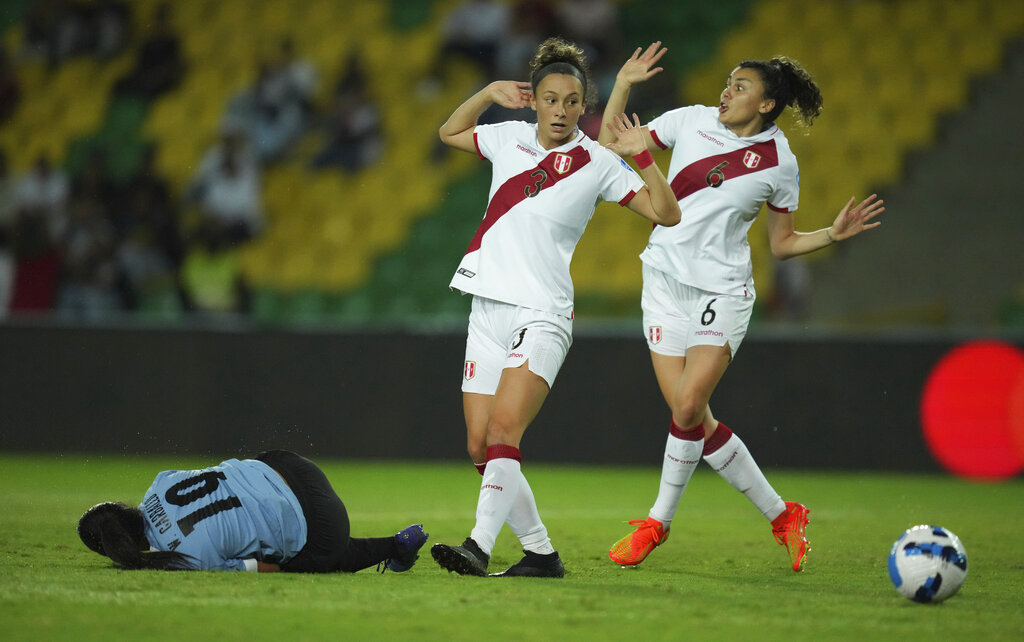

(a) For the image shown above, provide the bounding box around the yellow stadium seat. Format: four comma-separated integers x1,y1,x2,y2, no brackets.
893,0,943,33
955,32,1002,74
923,73,968,113
908,35,956,72
940,1,985,33
991,1,1024,36
848,1,889,32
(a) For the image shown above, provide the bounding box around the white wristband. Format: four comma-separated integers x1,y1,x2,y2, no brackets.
243,558,258,572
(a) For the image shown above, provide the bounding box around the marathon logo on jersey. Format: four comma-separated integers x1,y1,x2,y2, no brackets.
553,153,572,174
464,360,476,380
649,325,662,344
743,151,761,169
695,329,724,337
698,130,725,147
457,268,476,278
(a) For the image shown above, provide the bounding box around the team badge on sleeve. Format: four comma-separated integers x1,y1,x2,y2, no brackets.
648,326,662,344
743,151,761,169
553,153,573,174
464,361,477,380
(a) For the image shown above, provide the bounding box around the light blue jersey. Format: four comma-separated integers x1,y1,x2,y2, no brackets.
140,458,307,571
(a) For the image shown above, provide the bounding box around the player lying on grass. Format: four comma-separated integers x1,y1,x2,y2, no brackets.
598,43,884,571
77,449,428,573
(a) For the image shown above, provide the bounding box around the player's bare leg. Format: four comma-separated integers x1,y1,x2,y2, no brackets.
435,364,563,577
610,347,727,566
464,392,492,466
661,345,730,431
657,349,809,571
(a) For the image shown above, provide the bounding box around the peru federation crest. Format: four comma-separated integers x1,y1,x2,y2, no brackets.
464,360,477,380
553,153,573,174
648,326,662,344
742,150,761,169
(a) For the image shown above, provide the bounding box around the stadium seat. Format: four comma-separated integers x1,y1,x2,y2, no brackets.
137,287,185,321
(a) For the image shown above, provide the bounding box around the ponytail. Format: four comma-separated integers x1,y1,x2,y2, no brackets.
78,502,194,571
737,56,823,129
528,37,596,109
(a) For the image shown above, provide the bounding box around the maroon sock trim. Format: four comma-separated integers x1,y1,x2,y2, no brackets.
703,422,734,456
669,419,705,442
486,444,522,463
474,462,486,476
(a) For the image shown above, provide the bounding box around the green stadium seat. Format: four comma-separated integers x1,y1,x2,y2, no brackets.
284,290,329,323
248,288,287,324
137,287,185,321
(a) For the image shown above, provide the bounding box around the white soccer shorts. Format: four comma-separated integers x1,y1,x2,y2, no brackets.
640,263,754,359
461,296,573,394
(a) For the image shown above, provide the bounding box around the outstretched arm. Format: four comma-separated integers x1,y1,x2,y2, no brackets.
439,81,532,153
597,41,667,148
767,194,885,259
605,112,680,227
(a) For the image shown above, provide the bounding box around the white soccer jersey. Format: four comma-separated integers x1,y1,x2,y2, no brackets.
641,105,800,296
450,121,645,318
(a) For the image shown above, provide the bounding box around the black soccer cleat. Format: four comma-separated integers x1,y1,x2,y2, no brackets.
431,538,489,576
490,550,565,578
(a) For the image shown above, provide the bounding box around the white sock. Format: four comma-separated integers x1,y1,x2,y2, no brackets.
704,432,785,521
470,456,521,555
649,425,704,526
506,472,554,555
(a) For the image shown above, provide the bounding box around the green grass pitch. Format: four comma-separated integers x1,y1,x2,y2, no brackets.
1,454,1022,641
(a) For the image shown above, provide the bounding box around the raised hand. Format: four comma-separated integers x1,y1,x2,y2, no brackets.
603,112,647,158
616,41,668,86
487,81,533,110
831,194,884,241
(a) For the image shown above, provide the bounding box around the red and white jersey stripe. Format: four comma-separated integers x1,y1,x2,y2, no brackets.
643,105,800,296
450,121,645,318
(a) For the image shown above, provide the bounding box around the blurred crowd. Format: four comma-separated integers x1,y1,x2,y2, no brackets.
0,0,389,321
0,0,800,325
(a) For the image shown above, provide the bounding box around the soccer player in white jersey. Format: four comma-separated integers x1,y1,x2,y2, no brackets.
78,450,428,573
598,43,884,571
430,38,680,578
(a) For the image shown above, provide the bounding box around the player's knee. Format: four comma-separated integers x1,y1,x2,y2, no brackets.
467,440,487,464
466,423,488,463
485,416,523,448
672,398,705,430
486,426,518,447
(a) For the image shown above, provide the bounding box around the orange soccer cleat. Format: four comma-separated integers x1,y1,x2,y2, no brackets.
772,501,811,571
608,517,669,566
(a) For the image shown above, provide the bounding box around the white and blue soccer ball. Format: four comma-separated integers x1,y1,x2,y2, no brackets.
888,525,968,603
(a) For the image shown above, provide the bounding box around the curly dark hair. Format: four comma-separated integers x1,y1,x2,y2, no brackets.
528,37,596,110
736,56,823,129
78,501,194,570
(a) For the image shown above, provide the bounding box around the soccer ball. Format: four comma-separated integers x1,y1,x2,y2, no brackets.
887,525,968,603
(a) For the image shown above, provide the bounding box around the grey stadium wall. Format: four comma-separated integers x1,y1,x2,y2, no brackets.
0,323,1013,472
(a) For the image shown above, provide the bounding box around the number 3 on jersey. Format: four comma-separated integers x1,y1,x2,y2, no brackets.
165,471,242,536
524,169,548,197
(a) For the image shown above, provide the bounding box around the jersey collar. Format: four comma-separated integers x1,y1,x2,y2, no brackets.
531,124,586,153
